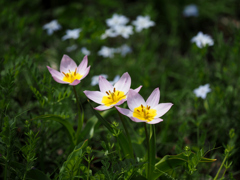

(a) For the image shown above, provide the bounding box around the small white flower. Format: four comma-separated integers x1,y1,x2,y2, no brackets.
132,15,155,32
118,44,132,56
193,84,211,99
183,4,198,17
106,14,129,28
191,32,214,48
81,47,91,56
43,20,61,35
91,74,108,86
62,28,81,41
66,45,78,52
98,46,115,58
101,28,118,39
113,25,133,39
109,75,120,85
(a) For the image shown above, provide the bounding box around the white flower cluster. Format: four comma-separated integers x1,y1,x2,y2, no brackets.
101,14,155,39
43,20,61,35
98,44,132,58
43,20,91,55
183,4,198,17
91,74,120,86
193,84,211,99
191,32,214,48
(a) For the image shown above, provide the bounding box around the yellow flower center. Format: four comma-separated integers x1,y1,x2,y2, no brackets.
133,104,157,122
62,68,83,83
102,88,126,106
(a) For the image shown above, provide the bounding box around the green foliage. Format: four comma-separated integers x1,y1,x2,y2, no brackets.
99,158,146,180
152,150,216,179
21,120,40,179
32,114,75,146
59,140,88,180
1,0,240,179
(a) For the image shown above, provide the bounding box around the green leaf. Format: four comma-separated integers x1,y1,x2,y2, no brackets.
32,115,75,146
131,173,148,180
0,117,10,146
59,140,88,180
27,169,51,180
146,125,156,179
87,101,113,133
152,152,217,179
87,101,134,158
79,110,112,141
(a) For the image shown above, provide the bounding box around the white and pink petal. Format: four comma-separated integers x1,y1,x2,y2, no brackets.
52,76,69,84
70,79,81,86
84,90,105,104
77,55,88,73
147,118,163,124
130,117,148,123
99,76,114,93
154,103,173,118
115,106,133,117
146,88,160,107
127,90,146,111
80,66,91,80
47,66,64,80
60,55,77,73
94,104,112,111
114,72,131,94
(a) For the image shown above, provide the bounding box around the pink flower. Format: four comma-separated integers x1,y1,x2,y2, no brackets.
116,88,173,124
84,72,142,111
47,55,90,86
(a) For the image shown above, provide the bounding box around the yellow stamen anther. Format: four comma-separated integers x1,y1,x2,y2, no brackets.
101,89,126,107
74,68,77,76
62,70,83,83
133,104,157,122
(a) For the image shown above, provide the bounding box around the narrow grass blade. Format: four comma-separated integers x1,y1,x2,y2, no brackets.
32,115,75,146
147,124,156,179
87,101,134,158
152,152,217,179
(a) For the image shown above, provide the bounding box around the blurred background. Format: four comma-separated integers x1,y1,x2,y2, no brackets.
1,0,240,179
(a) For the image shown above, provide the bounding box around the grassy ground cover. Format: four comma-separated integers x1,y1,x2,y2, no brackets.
1,0,240,179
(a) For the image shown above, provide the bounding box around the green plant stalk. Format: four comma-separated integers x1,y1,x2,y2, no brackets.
4,147,9,180
87,157,90,180
197,124,199,146
116,109,134,157
73,86,84,144
23,160,29,180
117,138,122,160
213,153,229,180
144,123,150,179
221,167,228,179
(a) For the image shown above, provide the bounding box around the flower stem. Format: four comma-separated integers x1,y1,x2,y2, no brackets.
73,86,84,144
144,123,150,178
87,157,90,180
197,124,199,146
213,153,229,180
116,109,134,157
4,148,9,180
